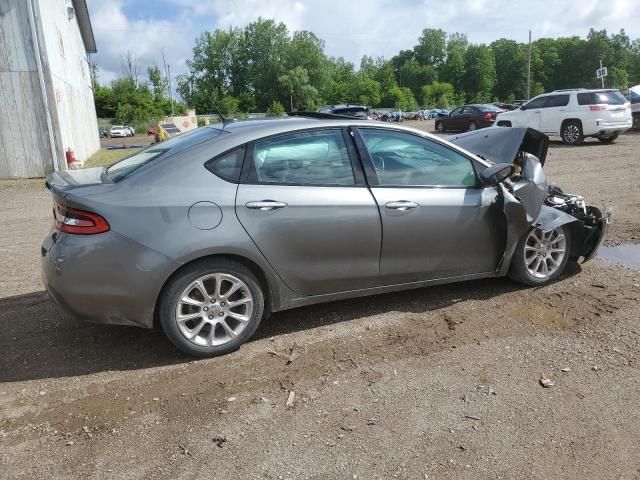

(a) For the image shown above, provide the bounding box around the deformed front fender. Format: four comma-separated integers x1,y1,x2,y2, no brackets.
533,205,581,233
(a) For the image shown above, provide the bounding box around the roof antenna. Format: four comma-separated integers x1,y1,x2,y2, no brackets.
205,93,236,126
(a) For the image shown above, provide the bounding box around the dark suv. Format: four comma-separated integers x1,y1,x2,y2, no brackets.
435,104,503,133
318,104,372,119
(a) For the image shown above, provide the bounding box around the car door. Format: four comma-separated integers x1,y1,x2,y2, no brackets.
354,127,504,286
445,107,464,130
235,128,382,296
538,94,569,134
516,96,547,129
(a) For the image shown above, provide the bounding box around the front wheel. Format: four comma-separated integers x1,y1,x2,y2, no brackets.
158,259,265,357
435,121,445,133
509,225,571,286
468,120,477,131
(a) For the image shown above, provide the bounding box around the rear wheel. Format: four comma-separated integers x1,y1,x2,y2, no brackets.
468,120,477,131
509,225,571,286
159,259,265,357
561,120,584,145
597,134,618,144
435,121,445,133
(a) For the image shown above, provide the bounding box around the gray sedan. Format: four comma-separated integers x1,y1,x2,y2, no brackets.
42,118,609,356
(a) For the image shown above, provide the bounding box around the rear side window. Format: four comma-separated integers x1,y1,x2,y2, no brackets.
205,147,245,183
545,95,570,107
250,130,355,186
577,91,626,105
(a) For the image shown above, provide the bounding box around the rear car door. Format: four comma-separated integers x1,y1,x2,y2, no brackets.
235,128,381,295
538,94,569,134
354,127,504,286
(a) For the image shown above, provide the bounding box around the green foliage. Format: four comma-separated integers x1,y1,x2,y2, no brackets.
99,22,640,123
266,100,285,116
421,82,455,108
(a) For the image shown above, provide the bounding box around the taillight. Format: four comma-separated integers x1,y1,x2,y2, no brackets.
589,105,607,111
53,202,110,235
483,112,496,120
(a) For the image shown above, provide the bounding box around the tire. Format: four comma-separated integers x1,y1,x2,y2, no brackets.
158,259,265,357
561,120,584,145
435,121,445,133
508,225,572,287
597,134,618,144
468,120,477,131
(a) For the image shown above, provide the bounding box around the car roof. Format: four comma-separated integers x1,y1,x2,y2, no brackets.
198,116,450,149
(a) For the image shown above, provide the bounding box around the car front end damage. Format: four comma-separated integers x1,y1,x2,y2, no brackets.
448,127,611,275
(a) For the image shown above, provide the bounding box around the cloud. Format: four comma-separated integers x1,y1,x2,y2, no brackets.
87,0,640,88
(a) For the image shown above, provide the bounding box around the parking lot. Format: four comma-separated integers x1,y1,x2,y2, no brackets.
1,122,639,479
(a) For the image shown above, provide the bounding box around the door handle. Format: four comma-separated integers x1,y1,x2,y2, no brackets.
245,200,288,211
385,200,419,211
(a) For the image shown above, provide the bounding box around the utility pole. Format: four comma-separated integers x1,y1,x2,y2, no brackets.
290,89,294,112
600,59,605,88
168,64,174,116
527,30,532,100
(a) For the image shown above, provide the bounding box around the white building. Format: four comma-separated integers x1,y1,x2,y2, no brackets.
0,0,99,178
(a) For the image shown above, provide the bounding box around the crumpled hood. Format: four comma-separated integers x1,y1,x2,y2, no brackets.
447,127,549,166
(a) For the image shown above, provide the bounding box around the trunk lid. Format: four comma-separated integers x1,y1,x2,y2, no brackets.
45,167,110,196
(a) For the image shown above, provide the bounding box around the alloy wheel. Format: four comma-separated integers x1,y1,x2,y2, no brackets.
175,273,254,347
563,124,580,144
524,228,567,279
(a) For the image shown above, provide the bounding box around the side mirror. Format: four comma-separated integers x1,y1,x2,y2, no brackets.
480,163,514,186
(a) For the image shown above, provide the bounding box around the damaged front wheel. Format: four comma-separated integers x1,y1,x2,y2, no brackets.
509,225,571,286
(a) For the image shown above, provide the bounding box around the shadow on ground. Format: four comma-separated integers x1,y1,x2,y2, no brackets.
0,267,585,383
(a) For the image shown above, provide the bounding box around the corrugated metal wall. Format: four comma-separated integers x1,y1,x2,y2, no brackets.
0,0,53,178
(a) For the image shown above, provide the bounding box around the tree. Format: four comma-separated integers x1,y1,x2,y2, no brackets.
461,45,496,102
414,28,447,66
491,39,528,100
385,86,418,110
266,100,285,116
421,81,455,108
279,66,318,110
147,65,167,101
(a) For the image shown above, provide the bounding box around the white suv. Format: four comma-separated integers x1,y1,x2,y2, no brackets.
495,89,632,145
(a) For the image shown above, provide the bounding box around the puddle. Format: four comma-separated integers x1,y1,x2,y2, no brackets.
597,244,640,269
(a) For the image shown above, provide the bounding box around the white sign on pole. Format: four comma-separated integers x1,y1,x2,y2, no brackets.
596,67,608,79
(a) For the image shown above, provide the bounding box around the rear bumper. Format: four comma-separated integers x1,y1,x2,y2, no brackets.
41,229,181,328
583,118,632,136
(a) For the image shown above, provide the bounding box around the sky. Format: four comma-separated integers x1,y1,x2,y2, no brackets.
86,0,640,86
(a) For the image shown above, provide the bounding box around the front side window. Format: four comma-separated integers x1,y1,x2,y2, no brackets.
359,129,477,187
450,107,463,116
251,130,355,185
524,96,548,109
545,95,570,107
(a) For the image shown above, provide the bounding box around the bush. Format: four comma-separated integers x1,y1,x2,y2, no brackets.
266,100,286,117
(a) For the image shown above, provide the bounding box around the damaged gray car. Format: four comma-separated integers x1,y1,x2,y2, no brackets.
42,117,610,357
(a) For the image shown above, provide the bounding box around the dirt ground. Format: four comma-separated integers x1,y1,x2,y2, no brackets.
1,122,639,479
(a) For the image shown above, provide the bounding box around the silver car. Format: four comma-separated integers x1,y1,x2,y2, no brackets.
42,118,609,357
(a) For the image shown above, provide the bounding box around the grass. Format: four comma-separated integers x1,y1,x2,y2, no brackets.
83,148,135,169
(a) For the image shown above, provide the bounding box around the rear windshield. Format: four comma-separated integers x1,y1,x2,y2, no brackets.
105,127,224,182
577,91,626,105
477,104,501,111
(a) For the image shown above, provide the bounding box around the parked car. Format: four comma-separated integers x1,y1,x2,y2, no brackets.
493,103,517,111
125,126,136,136
109,125,130,138
318,104,370,118
98,127,108,138
389,110,403,122
629,85,640,129
496,89,632,144
427,109,449,119
435,104,503,133
42,117,609,357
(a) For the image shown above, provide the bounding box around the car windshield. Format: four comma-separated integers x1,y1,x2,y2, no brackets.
105,127,224,182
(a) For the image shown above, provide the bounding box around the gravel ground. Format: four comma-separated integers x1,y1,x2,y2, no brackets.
1,123,639,479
